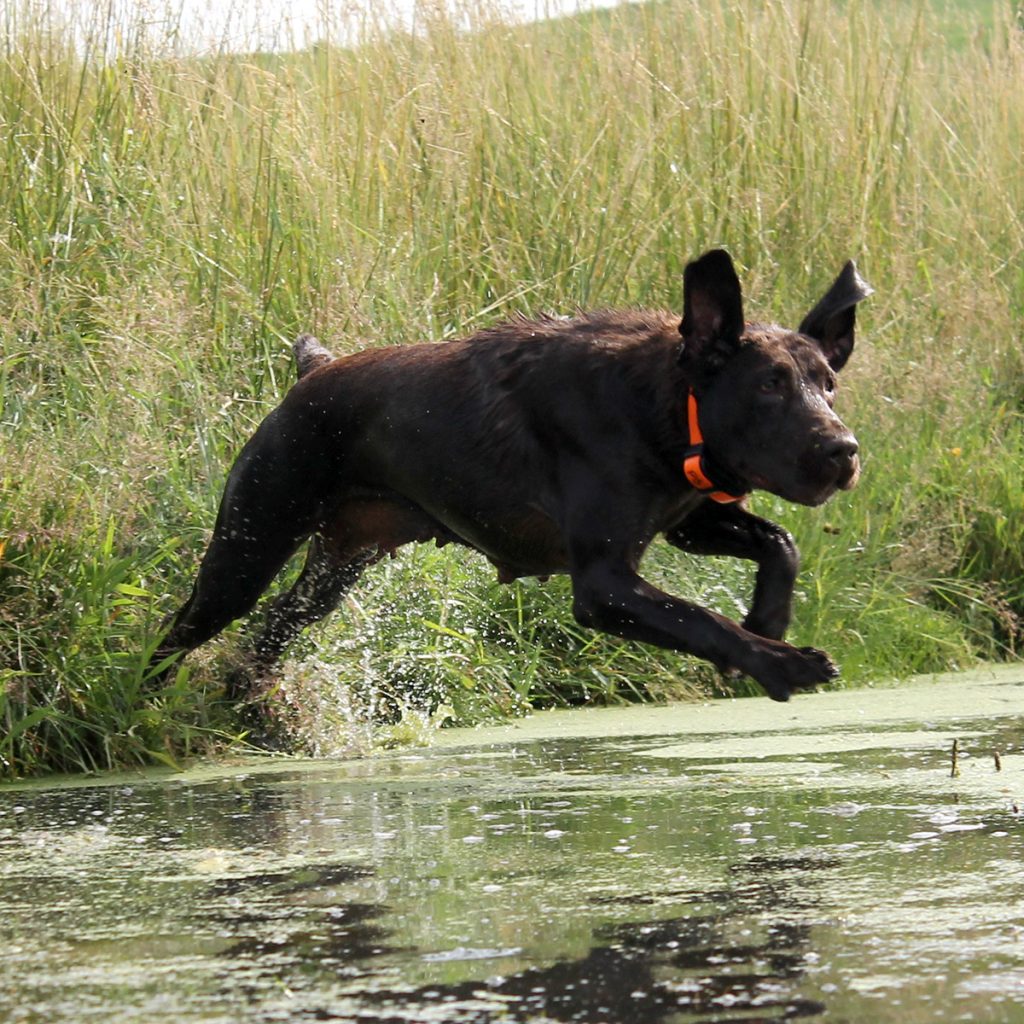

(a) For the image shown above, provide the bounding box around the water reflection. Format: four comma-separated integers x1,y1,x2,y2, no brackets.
205,863,396,971
351,906,826,1023
1,696,1023,1023
201,852,834,1023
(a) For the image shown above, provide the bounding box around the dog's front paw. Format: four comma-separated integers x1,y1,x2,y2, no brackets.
757,645,838,703
793,646,839,685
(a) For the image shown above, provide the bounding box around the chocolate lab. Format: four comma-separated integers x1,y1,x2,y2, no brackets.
155,250,871,703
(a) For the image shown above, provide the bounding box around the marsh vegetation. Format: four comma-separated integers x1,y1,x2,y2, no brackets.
1,0,1022,775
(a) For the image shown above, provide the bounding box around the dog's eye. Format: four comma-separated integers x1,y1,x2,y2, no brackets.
759,375,783,394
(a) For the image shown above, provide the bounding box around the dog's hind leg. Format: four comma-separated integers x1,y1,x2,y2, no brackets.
230,495,453,693
153,417,328,672
153,335,340,678
242,536,377,688
154,525,310,671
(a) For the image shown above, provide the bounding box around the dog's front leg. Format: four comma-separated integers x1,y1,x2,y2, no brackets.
665,502,798,641
569,555,834,703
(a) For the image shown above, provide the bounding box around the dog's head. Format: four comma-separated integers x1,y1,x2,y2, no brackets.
678,250,872,507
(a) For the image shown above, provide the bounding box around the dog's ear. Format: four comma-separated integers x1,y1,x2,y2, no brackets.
678,250,744,372
799,261,873,372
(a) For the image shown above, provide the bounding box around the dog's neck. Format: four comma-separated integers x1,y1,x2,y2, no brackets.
682,391,748,504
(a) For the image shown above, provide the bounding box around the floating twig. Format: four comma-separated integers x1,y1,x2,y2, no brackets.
950,738,960,779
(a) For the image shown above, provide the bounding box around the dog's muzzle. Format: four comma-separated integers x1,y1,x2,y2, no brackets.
825,434,860,491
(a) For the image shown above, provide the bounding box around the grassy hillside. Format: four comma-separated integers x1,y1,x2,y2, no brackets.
1,0,1022,776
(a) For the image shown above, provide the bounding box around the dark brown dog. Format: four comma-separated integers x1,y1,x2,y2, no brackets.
155,250,871,703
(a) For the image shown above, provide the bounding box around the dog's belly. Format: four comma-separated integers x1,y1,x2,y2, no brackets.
320,486,570,582
442,504,571,581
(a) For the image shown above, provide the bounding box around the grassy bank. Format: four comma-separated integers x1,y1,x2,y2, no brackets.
1,0,1022,776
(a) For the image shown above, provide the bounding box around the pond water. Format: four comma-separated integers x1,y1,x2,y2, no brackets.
2,666,1024,1023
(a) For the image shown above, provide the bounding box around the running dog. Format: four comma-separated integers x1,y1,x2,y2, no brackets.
154,250,871,704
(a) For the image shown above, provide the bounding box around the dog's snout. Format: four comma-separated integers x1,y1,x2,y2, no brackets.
824,435,859,464
821,432,860,493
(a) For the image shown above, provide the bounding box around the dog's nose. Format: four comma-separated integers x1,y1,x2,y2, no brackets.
823,436,860,490
824,435,859,464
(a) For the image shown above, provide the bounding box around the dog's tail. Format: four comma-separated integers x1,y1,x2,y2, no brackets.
293,333,335,379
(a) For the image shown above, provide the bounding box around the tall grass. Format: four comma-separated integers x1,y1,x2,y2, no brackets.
1,0,1022,776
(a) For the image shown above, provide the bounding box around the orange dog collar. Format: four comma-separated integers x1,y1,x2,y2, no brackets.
683,391,747,504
